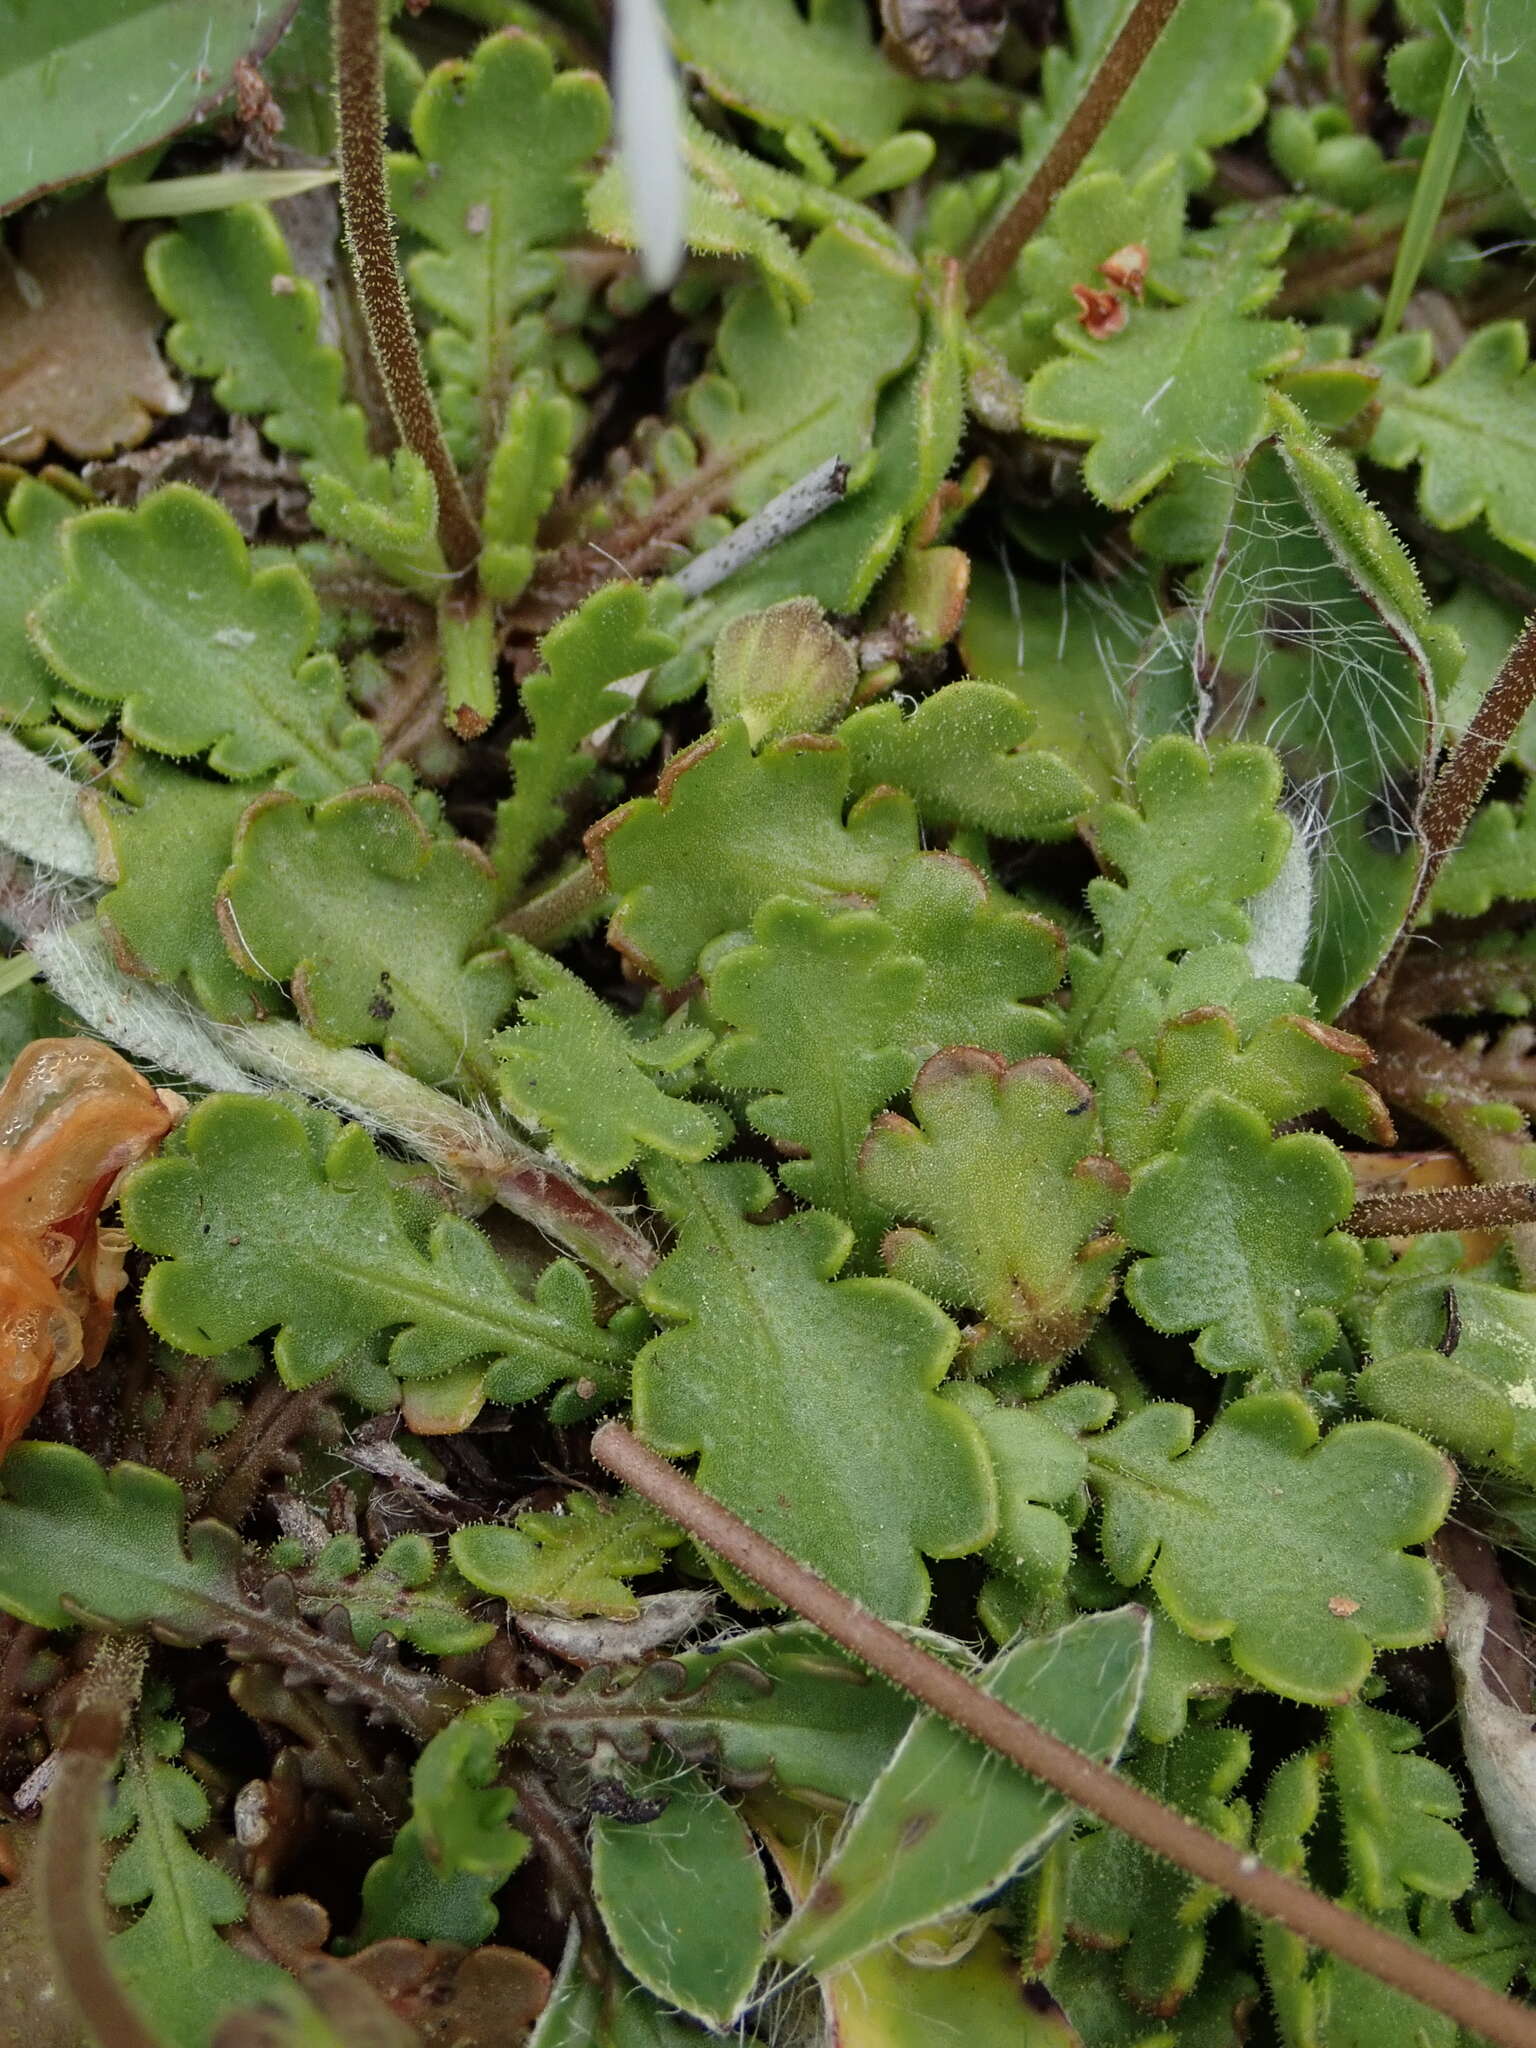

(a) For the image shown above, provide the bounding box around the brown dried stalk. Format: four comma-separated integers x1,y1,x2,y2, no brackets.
331,0,480,579
963,0,1182,307
38,1639,159,2048
1345,1180,1536,1237
593,1421,1536,2048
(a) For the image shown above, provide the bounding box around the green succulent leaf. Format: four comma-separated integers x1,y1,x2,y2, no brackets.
217,785,514,1090
1088,1392,1453,1703
93,752,267,1023
590,719,918,988
1063,1724,1252,2015
1371,325,1536,565
123,1093,638,1407
633,1158,996,1619
495,936,719,1180
773,1606,1149,1974
862,1049,1127,1362
495,581,679,901
592,1772,772,2028
1022,216,1300,508
105,1701,300,2048
841,680,1090,840
1122,1094,1362,1382
145,205,443,592
0,477,71,727
0,0,299,214
28,486,379,794
451,1492,682,1619
390,29,609,465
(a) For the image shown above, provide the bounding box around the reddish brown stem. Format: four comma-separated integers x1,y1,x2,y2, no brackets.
593,1422,1536,2048
963,0,1182,307
1345,1181,1536,1237
331,0,480,578
1358,612,1536,1023
38,1642,159,2048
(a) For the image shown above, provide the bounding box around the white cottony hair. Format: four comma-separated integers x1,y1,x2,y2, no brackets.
613,0,686,291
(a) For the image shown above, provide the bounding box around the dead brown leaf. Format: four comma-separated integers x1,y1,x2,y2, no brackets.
0,196,183,463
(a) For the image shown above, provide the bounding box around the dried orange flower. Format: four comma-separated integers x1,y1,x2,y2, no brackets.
1072,284,1128,340
0,1039,175,1457
1100,243,1149,298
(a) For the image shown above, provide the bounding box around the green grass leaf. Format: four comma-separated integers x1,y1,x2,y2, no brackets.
634,1158,996,1619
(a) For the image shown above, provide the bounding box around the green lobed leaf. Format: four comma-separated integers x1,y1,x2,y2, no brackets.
840,680,1091,840
290,1530,495,1656
357,1819,510,1948
862,1049,1127,1363
1122,1093,1363,1382
1025,0,1293,185
592,1772,772,2028
452,1492,682,1619
92,752,268,1023
633,1158,996,1620
495,581,679,900
105,1702,301,2047
1328,1703,1473,1914
1371,324,1536,565
0,1,298,214
123,1093,639,1408
495,936,720,1180
145,206,442,592
956,1383,1110,1627
1087,1391,1453,1704
28,486,379,795
589,718,919,988
772,1606,1149,1974
0,477,72,726
410,1699,529,1879
217,785,514,1091
1022,215,1300,509
1069,737,1290,1071
682,224,921,517
0,1444,240,1635
389,28,609,465
1062,1724,1252,2015
1428,776,1536,918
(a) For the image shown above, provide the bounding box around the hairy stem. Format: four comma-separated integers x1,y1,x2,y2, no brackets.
963,0,1182,307
1345,1180,1536,1237
331,0,481,579
499,862,608,948
1357,612,1536,1023
38,1640,158,2048
593,1422,1536,2048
